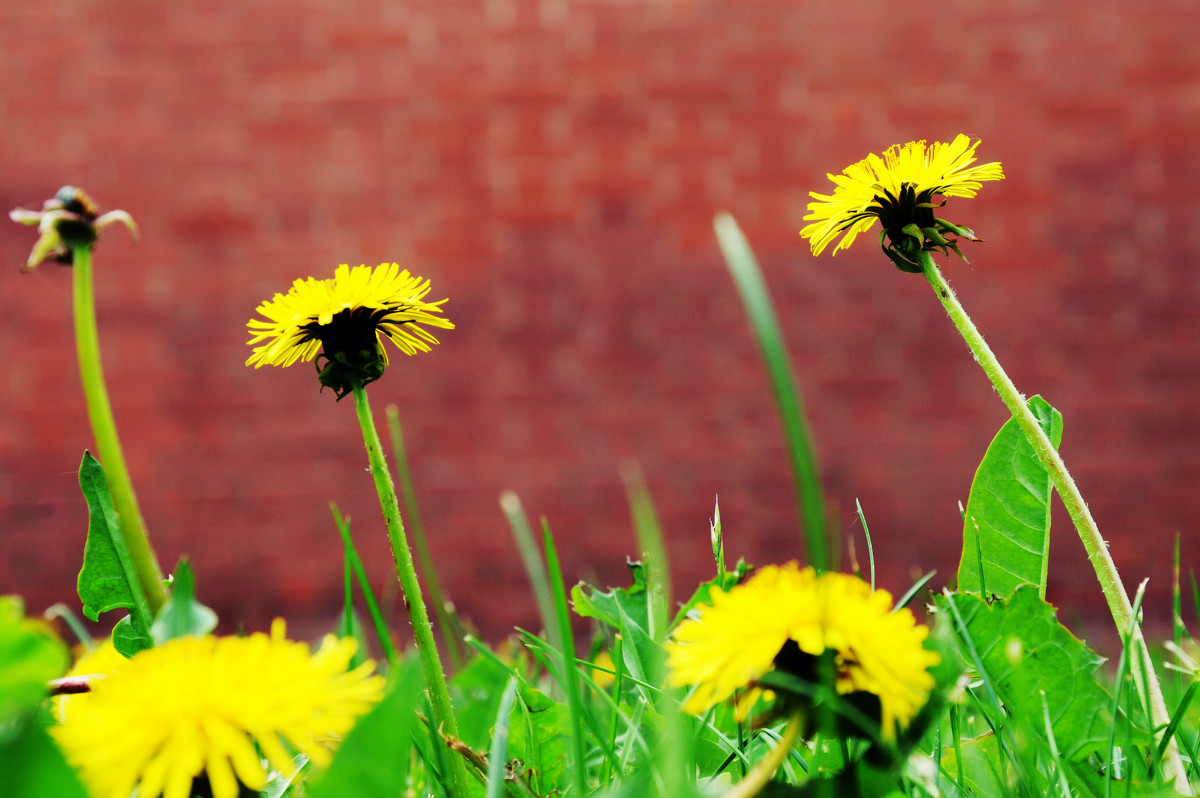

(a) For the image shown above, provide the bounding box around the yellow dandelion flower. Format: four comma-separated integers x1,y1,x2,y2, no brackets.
246,262,454,397
666,563,939,738
801,135,1003,271
52,620,385,798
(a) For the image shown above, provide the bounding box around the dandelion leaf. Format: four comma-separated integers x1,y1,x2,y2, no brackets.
307,658,423,798
507,682,568,796
940,587,1148,761
76,453,152,649
957,396,1062,598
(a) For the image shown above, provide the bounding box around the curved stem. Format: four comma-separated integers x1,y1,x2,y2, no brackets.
350,380,472,798
922,257,1190,793
70,244,166,615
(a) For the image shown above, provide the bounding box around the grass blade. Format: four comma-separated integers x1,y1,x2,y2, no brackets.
330,504,399,669
714,212,830,571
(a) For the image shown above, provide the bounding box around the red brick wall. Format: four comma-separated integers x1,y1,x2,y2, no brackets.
2,0,1198,643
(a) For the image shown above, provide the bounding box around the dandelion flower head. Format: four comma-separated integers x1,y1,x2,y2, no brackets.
666,563,939,738
246,262,453,396
801,135,1003,270
52,620,385,798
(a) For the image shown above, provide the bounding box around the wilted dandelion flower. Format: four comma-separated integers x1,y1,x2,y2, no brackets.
801,135,1003,272
52,621,385,798
666,563,939,738
9,186,138,270
247,262,453,397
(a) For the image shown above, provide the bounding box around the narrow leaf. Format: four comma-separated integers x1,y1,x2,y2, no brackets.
76,453,153,638
957,396,1063,597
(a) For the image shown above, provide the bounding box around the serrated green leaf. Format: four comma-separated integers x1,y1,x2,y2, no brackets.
451,651,514,750
76,453,152,639
940,587,1148,760
572,560,649,631
507,682,568,795
958,396,1063,597
307,658,423,798
941,733,1013,797
0,599,68,726
150,560,217,645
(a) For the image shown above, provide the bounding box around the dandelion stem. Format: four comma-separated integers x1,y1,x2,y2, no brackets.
70,243,166,615
921,256,1191,794
385,404,463,669
349,379,473,798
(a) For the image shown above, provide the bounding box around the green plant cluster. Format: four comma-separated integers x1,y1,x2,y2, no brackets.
3,207,1199,798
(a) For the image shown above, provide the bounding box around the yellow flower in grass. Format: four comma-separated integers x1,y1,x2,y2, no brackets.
53,621,385,798
666,563,938,739
247,262,453,397
801,134,1003,272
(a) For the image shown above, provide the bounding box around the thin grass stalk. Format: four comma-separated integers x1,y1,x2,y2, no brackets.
385,404,463,669
330,504,400,669
500,491,558,639
541,523,590,796
349,379,471,798
921,258,1190,793
714,213,830,572
69,243,166,614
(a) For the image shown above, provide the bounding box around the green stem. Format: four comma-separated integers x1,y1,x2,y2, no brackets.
385,404,463,669
349,380,473,798
922,256,1191,794
70,244,166,615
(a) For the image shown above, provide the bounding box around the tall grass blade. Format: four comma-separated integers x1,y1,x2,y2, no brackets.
330,504,399,669
714,212,830,571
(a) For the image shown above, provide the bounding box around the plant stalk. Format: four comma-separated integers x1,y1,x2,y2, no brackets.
70,243,166,615
922,256,1190,793
350,380,473,798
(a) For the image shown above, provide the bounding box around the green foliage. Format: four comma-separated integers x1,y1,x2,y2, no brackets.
76,452,152,656
307,658,424,798
940,587,1150,763
957,396,1063,598
149,559,217,645
0,599,85,798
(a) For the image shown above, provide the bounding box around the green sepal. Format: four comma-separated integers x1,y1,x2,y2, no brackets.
150,559,218,645
76,453,153,647
316,348,386,400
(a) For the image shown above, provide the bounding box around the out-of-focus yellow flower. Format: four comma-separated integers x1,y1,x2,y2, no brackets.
801,135,1003,271
666,563,939,738
53,620,385,798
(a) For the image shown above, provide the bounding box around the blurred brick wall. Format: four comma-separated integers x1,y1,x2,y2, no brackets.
2,0,1198,644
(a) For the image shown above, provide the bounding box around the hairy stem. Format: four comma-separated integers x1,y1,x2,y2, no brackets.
350,381,472,798
71,244,166,614
922,256,1189,793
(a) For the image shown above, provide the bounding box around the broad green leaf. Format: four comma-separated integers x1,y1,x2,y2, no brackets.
941,733,1013,797
572,559,650,632
0,598,68,726
307,658,423,798
451,651,513,750
940,587,1148,760
957,396,1063,597
150,560,217,645
76,453,152,638
507,682,568,795
0,717,89,798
